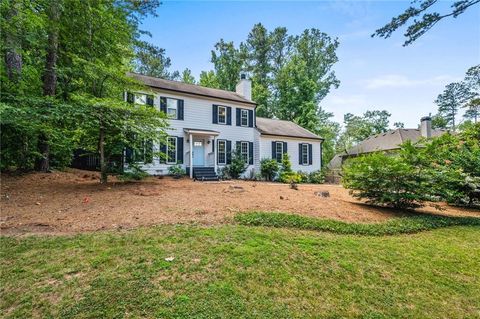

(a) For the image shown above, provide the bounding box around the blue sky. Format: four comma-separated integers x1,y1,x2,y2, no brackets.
140,1,480,128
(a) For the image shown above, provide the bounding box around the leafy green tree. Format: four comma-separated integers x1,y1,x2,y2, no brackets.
133,40,178,80
337,110,391,152
435,82,470,131
462,65,479,123
180,68,196,84
198,70,220,88
225,149,247,179
210,39,244,91
373,0,480,46
393,122,405,128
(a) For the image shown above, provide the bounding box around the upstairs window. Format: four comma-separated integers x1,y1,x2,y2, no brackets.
167,98,178,118
241,109,248,126
218,106,227,124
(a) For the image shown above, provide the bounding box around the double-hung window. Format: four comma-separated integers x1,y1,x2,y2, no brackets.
241,109,248,126
275,142,284,162
301,143,309,165
240,141,249,163
218,106,227,124
167,98,178,118
218,140,226,165
166,136,177,164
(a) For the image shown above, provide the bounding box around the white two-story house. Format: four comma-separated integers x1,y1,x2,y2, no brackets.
126,72,323,180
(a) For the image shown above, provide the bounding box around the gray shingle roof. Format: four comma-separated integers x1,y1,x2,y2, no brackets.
128,72,255,105
256,117,322,140
345,128,447,155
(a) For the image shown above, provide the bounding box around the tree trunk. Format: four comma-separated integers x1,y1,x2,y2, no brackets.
4,0,22,82
36,0,61,172
99,123,107,184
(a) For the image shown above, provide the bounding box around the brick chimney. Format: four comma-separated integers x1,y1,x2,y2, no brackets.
235,73,252,101
420,116,432,138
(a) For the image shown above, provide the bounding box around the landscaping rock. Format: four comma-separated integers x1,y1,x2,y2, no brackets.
315,191,330,198
224,185,245,193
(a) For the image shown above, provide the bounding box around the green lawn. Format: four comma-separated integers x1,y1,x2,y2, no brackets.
1,222,480,318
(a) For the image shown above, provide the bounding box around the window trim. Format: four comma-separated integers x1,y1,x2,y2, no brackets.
166,136,177,164
240,141,249,163
217,106,227,124
301,143,309,165
217,140,227,165
240,109,249,127
275,141,284,162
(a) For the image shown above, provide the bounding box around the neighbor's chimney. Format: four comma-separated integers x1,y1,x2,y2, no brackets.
420,116,432,138
236,72,252,101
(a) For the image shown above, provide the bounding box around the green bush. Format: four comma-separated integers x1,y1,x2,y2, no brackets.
118,163,149,181
297,171,309,183
225,149,247,179
260,158,279,181
308,169,325,184
168,164,185,178
342,152,428,209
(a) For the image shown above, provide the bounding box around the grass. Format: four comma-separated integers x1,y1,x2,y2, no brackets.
235,211,480,235
1,224,480,318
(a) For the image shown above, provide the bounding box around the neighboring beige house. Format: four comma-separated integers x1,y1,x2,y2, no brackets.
328,116,448,172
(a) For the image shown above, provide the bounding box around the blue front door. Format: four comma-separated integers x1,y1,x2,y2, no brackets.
193,139,205,166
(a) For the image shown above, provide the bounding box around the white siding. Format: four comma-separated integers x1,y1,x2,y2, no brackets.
258,135,322,173
132,89,256,177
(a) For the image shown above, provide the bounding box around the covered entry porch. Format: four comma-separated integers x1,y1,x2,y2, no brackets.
184,128,220,179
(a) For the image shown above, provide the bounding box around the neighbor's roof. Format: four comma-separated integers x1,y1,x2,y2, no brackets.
128,72,256,105
345,128,447,156
256,117,323,140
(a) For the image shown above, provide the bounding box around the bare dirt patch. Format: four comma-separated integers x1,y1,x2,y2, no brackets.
1,169,478,235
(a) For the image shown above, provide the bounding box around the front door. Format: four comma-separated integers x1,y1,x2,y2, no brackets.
192,139,205,166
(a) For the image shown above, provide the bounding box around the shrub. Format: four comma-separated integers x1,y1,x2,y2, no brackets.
225,149,247,179
308,169,325,184
278,171,302,184
260,158,279,181
297,171,309,183
119,163,149,181
168,164,185,178
342,152,428,209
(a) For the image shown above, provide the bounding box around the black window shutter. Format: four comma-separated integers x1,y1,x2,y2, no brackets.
146,95,154,107
236,141,241,153
159,140,167,164
271,141,276,160
212,105,218,124
227,107,232,125
177,100,184,120
212,139,215,153
236,108,241,126
125,147,133,163
177,137,184,164
308,144,313,165
160,97,167,113
145,140,153,163
127,92,134,104
226,140,232,164
299,143,303,165
283,142,287,155
248,110,254,127
249,142,253,165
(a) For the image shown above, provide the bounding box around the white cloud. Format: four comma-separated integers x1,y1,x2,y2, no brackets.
325,94,368,107
364,74,461,89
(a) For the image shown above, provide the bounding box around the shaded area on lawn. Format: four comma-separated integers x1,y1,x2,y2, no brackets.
1,225,479,318
235,211,480,236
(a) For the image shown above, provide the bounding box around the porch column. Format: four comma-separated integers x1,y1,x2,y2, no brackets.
213,136,217,174
189,133,193,178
